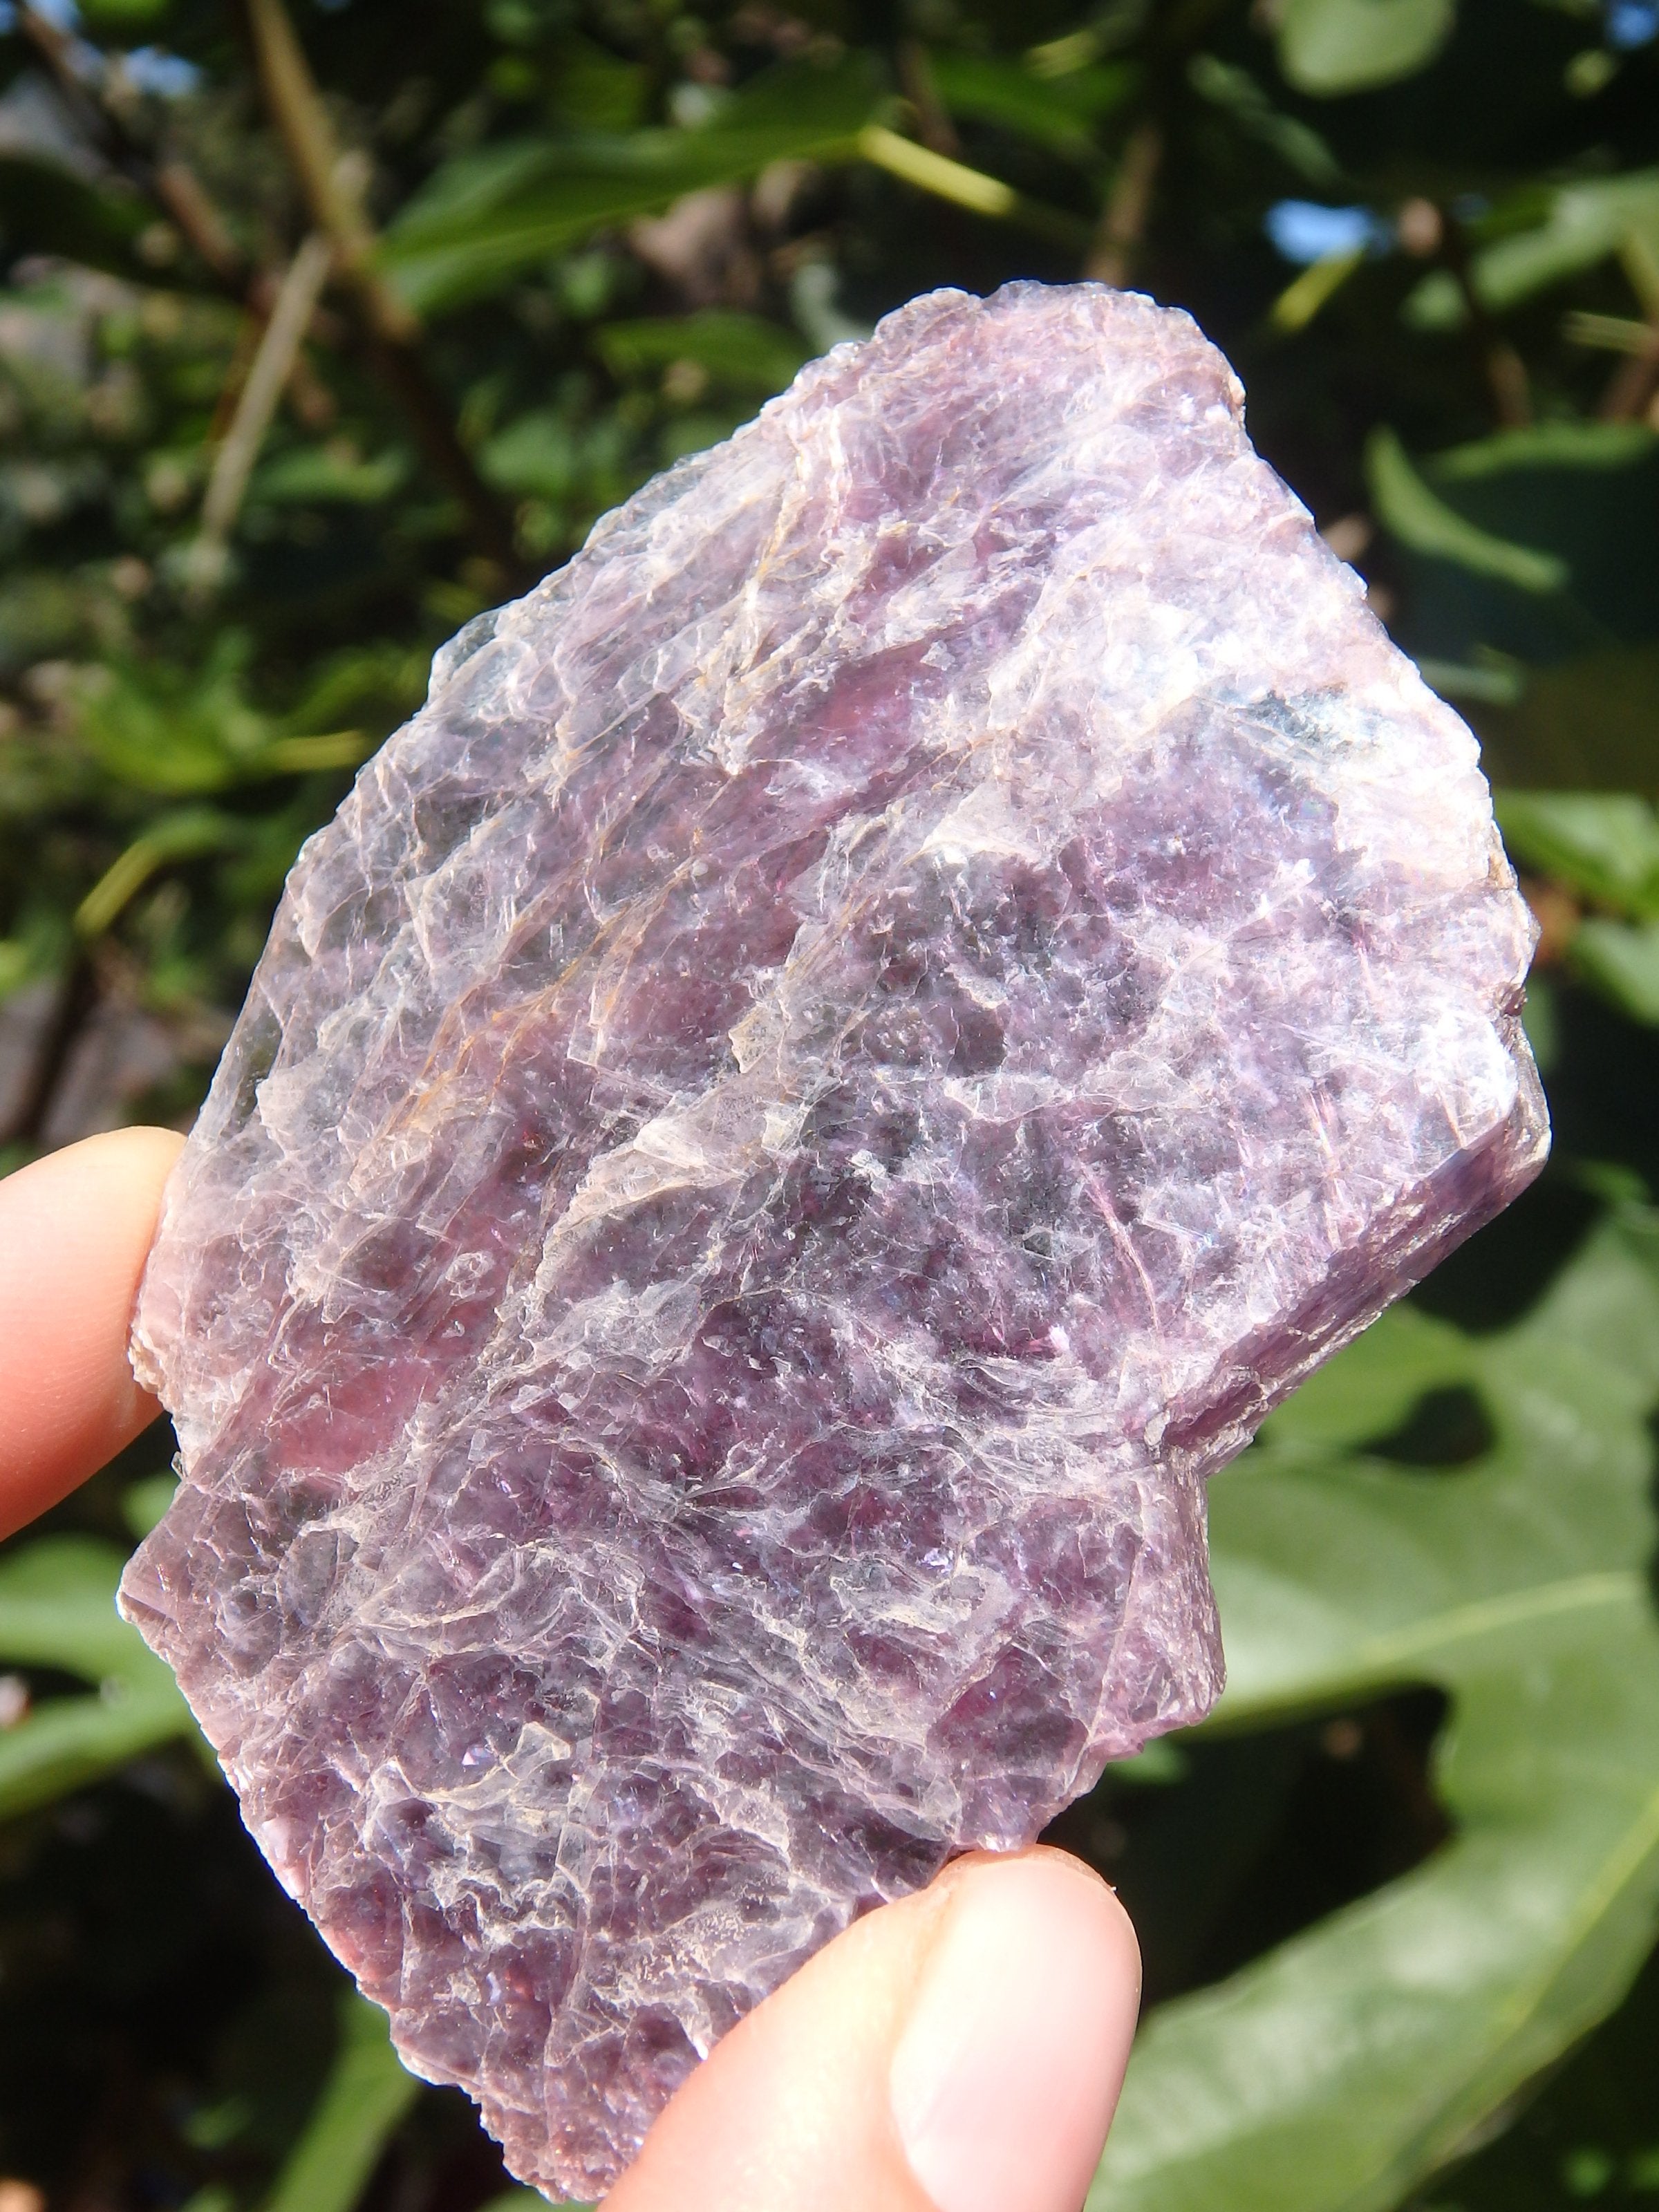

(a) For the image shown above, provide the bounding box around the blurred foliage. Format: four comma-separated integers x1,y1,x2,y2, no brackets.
0,0,1657,2206
1096,1206,1659,2212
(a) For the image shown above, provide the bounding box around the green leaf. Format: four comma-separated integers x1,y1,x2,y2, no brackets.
1257,1300,1470,1454
1572,920,1659,1024
478,408,631,506
0,1538,196,1821
0,1536,176,1688
82,0,175,21
1432,422,1658,480
928,51,1132,158
1091,1214,1659,2212
1471,647,1659,795
0,938,30,1002
76,805,251,937
252,447,411,506
477,2196,597,2212
0,1681,195,1821
1187,55,1344,189
1277,0,1455,95
1268,247,1367,335
1365,428,1569,594
258,1992,420,2212
597,310,809,395
855,124,1089,247
73,640,273,796
122,1473,179,1541
1495,792,1659,919
0,156,153,284
1405,171,1659,328
380,56,883,315
546,35,649,130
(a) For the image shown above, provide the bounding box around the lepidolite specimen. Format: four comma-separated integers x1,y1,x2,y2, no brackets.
120,282,1548,2196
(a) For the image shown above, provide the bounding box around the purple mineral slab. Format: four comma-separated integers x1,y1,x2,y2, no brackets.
120,282,1547,2197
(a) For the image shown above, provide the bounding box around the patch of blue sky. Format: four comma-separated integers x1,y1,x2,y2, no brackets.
1265,201,1389,266
122,46,203,96
1606,0,1658,48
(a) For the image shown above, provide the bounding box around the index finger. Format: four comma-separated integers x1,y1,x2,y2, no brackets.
0,1126,185,1538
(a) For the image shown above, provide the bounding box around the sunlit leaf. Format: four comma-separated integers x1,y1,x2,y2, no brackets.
0,1538,197,1821
380,56,883,315
928,50,1132,158
1268,246,1365,333
856,123,1090,245
258,1992,420,2212
1572,920,1659,1024
479,407,632,507
82,0,176,21
1405,171,1659,328
252,447,411,505
73,640,272,796
1188,55,1343,189
75,805,250,937
1277,0,1455,95
478,2195,596,2212
0,937,30,1002
1366,428,1569,594
597,310,809,394
1496,792,1659,919
1433,422,1658,479
122,1473,179,1541
1093,1212,1659,2211
0,156,153,285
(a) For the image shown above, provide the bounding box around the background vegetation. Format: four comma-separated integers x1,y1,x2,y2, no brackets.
0,0,1656,2206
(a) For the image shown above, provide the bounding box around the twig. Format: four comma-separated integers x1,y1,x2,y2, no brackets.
18,0,341,422
1599,231,1659,424
151,158,247,289
200,231,333,547
243,0,413,344
19,3,250,290
1597,332,1659,424
1086,120,1161,286
897,41,960,160
1438,206,1532,429
856,126,1091,251
243,0,522,576
0,952,97,1152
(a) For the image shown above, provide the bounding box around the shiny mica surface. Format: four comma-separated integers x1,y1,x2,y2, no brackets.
120,283,1547,2197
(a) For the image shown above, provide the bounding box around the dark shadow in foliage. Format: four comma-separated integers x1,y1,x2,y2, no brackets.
1425,1938,1659,2210
1044,1688,1453,2010
1367,1384,1496,1470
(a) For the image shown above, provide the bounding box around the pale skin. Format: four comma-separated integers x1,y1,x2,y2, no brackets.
0,1130,1141,2212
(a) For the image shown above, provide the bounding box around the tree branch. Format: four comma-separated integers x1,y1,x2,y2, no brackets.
1086,122,1161,288
243,0,523,577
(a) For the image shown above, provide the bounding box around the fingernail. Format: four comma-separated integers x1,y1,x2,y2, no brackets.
890,1852,1140,2212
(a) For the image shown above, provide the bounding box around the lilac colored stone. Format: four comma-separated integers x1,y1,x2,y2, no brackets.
120,283,1547,2197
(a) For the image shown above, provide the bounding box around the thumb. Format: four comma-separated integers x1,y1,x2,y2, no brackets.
0,1126,184,1535
608,1846,1140,2212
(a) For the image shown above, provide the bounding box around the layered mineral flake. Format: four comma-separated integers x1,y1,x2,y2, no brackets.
120,282,1548,2196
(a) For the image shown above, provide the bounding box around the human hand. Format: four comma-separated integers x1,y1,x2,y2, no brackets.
0,1130,1141,2212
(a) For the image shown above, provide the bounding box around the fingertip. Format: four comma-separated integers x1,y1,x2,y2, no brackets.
890,1850,1140,2212
0,1126,185,1531
608,1845,1141,2212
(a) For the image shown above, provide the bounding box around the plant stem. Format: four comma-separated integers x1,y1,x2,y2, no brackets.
1087,120,1161,286
1438,207,1533,429
242,0,523,577
18,3,250,288
200,232,335,549
1599,232,1659,424
0,953,97,1152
